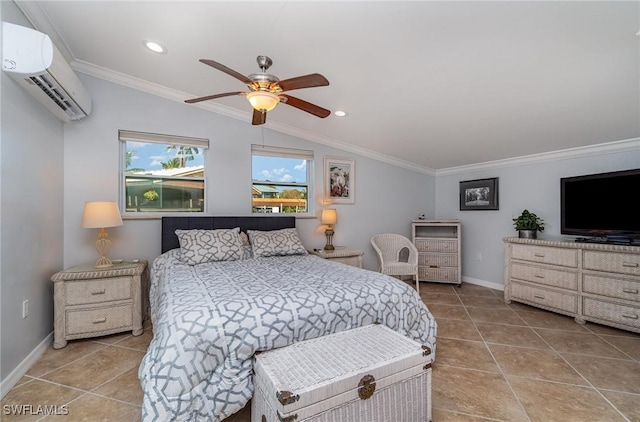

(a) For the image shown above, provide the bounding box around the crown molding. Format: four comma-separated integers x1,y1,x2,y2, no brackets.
436,138,640,176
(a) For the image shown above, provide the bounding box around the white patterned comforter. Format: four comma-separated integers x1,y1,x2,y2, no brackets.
140,250,437,421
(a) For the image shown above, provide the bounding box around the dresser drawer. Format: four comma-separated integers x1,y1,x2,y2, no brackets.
66,304,133,335
510,281,577,314
419,253,458,268
66,277,132,305
511,244,578,268
510,263,578,290
583,298,640,330
583,251,640,276
415,239,457,253
582,275,640,303
418,267,458,282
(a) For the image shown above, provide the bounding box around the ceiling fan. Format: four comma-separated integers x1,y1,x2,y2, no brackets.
185,55,331,125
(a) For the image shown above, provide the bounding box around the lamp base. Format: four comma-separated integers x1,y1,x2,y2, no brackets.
94,256,114,269
324,227,335,251
94,228,114,269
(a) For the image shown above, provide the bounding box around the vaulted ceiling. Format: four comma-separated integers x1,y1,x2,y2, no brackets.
15,1,640,172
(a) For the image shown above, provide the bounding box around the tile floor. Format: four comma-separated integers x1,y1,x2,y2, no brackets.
2,282,640,421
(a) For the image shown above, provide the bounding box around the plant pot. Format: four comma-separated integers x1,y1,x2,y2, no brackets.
518,230,537,239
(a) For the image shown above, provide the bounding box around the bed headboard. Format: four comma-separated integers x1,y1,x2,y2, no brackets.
161,216,296,253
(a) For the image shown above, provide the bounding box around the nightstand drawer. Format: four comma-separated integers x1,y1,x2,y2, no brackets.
66,304,133,335
66,277,131,305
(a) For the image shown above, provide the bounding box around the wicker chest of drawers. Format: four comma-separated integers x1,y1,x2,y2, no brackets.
50,261,148,348
504,238,640,333
412,220,461,286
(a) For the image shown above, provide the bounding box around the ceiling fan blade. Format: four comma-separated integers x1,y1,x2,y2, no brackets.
279,95,331,118
185,91,245,104
199,59,252,85
252,109,267,125
277,73,329,92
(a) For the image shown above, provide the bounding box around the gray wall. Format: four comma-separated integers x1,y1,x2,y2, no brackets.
0,2,64,381
62,74,435,272
435,148,640,288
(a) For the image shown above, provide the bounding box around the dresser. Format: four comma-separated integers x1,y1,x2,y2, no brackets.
504,238,640,333
50,261,148,348
412,220,462,286
308,247,364,268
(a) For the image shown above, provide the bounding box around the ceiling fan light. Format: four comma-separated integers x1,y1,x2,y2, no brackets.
247,91,280,112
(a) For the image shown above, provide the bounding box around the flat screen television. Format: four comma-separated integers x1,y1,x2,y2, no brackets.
561,168,640,244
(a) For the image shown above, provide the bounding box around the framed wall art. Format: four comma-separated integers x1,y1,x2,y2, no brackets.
460,177,499,210
324,157,355,204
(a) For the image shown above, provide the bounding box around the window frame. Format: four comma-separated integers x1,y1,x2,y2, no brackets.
119,130,209,216
251,144,314,217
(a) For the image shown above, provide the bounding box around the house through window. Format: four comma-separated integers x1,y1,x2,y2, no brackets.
251,145,313,214
119,130,208,213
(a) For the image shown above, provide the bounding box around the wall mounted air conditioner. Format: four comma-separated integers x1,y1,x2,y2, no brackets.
2,21,92,122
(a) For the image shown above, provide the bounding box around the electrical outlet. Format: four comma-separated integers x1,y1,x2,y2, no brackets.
476,252,482,261
22,299,29,318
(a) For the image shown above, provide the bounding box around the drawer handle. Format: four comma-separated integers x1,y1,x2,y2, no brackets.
91,289,106,295
93,317,107,324
534,253,545,258
622,288,639,294
534,274,545,279
622,313,638,320
534,294,545,300
622,262,639,268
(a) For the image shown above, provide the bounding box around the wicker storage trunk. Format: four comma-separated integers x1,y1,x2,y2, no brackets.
252,324,433,422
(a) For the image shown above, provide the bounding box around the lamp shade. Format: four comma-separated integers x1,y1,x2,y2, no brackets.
246,91,280,112
321,209,338,225
81,201,123,229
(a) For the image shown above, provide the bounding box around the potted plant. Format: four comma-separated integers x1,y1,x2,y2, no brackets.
513,209,545,239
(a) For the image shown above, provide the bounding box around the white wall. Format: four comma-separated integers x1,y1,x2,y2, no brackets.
435,146,640,288
0,2,64,381
63,74,435,271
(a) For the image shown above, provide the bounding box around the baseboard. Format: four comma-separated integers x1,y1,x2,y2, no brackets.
462,276,504,291
0,332,53,399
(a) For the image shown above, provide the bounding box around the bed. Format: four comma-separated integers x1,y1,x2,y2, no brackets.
140,216,437,421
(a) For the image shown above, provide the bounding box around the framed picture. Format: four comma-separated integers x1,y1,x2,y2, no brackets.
324,157,355,204
460,177,499,210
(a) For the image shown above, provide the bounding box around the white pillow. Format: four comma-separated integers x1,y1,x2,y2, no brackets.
175,228,243,265
247,228,308,257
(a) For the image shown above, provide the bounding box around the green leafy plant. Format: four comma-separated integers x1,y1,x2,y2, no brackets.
143,189,159,201
513,209,545,232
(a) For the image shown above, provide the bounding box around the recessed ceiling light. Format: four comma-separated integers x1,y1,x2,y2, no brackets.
334,110,347,117
144,40,166,54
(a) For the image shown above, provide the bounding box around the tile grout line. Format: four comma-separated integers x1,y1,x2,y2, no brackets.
452,288,533,422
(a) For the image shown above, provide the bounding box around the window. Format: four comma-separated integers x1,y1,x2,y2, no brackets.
251,145,313,214
119,130,208,213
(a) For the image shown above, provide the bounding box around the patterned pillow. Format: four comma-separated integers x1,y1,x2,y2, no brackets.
247,228,308,257
175,228,243,265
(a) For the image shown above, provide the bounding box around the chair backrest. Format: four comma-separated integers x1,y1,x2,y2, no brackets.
371,233,416,263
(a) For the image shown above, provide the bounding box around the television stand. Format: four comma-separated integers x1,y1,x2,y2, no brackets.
504,237,640,334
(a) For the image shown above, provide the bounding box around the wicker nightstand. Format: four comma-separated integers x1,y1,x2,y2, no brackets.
50,260,148,349
309,248,364,268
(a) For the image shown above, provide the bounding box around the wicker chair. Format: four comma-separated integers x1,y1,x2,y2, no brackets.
371,233,420,294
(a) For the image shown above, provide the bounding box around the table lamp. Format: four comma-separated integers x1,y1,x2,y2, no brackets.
321,208,338,251
82,201,123,268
